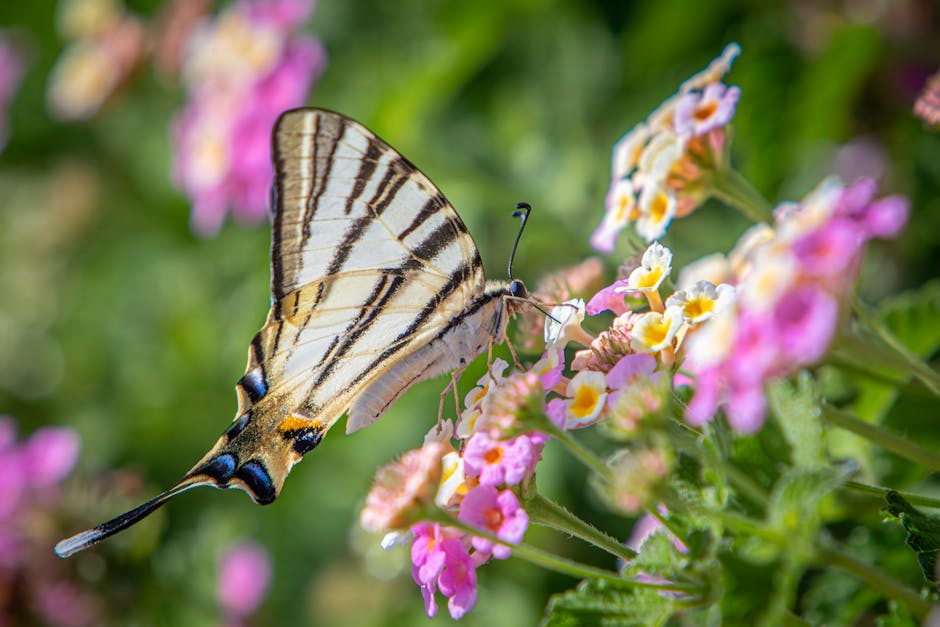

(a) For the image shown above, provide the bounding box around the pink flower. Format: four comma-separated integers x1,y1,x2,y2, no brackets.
792,218,864,281
772,285,838,366
411,522,447,618
437,539,478,620
360,440,450,533
725,381,767,433
0,34,24,152
462,432,537,487
217,541,272,618
674,82,741,137
586,278,632,316
173,0,326,235
458,486,529,559
606,353,657,391
23,427,80,488
409,523,479,620
685,367,721,427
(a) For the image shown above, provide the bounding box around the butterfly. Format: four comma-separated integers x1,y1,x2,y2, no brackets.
55,108,531,558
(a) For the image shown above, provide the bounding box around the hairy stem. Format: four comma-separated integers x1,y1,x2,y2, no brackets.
822,405,940,473
710,167,774,223
526,491,637,562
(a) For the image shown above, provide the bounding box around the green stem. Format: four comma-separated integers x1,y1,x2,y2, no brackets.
815,542,933,619
710,167,774,223
433,512,700,594
821,405,940,473
843,481,940,510
525,492,637,562
845,301,940,396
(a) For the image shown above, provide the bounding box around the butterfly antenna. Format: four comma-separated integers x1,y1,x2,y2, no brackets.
507,202,531,281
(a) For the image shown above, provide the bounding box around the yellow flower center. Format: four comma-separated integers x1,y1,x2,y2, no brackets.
637,268,663,289
614,193,634,222
644,315,671,344
684,296,714,320
694,101,718,122
649,191,669,222
483,447,503,466
570,384,600,418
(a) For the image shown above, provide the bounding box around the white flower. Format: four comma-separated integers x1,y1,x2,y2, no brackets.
630,306,684,353
680,42,741,93
435,451,467,508
635,184,677,242
685,304,737,369
622,242,673,292
666,281,736,324
677,253,731,290
637,131,684,185
727,223,775,279
738,247,797,312
564,370,609,428
544,298,589,350
611,123,651,179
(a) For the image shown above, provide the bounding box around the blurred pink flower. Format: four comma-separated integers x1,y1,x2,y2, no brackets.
684,177,909,432
23,427,81,488
218,541,272,619
0,34,24,152
173,0,327,235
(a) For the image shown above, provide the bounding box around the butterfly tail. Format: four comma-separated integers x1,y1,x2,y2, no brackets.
54,476,209,558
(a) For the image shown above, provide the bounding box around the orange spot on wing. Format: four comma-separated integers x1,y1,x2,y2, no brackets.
278,415,321,433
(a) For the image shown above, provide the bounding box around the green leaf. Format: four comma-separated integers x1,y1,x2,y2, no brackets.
851,280,940,424
543,579,676,627
883,491,940,585
758,464,856,626
622,530,687,579
768,373,825,468
878,280,940,358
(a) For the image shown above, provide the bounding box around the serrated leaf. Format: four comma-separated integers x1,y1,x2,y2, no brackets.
878,280,940,358
852,280,940,425
543,579,676,627
759,463,857,626
883,491,940,584
768,373,825,468
622,530,686,578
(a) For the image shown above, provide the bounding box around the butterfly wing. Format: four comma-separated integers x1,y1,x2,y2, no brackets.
56,109,505,557
244,108,487,418
55,108,507,559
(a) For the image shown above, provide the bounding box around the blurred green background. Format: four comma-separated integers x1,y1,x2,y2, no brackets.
1,0,939,625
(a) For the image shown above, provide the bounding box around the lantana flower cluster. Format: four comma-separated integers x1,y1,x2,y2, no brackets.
357,43,914,623
173,0,326,234
360,363,548,619
0,418,99,626
682,176,909,432
44,0,327,236
592,43,742,250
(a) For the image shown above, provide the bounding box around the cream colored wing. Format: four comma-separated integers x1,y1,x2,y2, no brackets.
238,108,489,429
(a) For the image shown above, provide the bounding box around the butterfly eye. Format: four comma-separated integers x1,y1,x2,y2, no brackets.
508,280,528,298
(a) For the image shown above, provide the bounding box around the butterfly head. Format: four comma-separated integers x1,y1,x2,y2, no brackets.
508,279,528,299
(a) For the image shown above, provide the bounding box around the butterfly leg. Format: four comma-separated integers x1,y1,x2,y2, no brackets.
505,336,524,370
437,367,465,430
